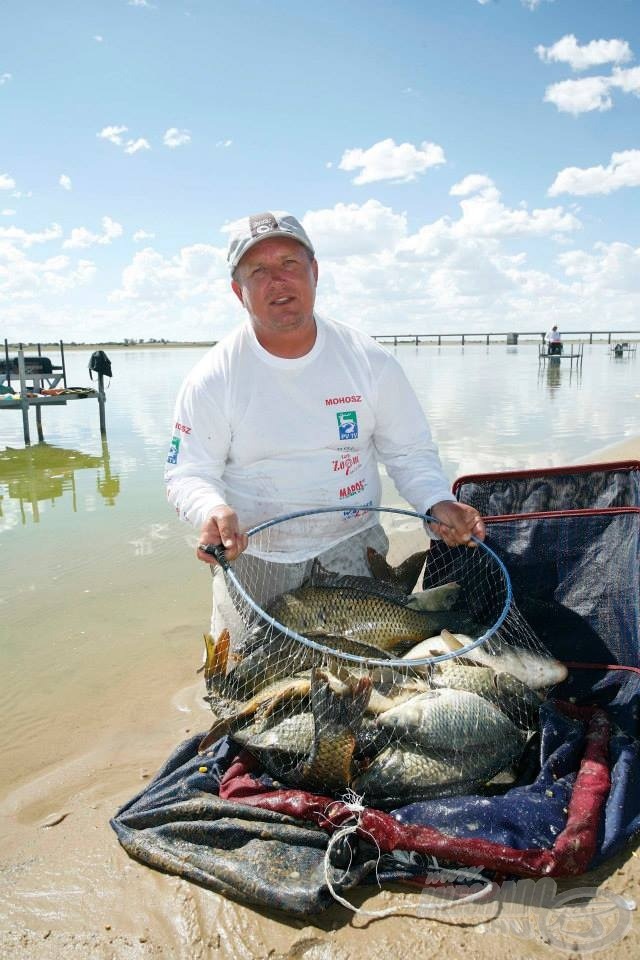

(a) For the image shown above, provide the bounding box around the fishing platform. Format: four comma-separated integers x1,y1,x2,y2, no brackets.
0,339,107,446
537,341,584,370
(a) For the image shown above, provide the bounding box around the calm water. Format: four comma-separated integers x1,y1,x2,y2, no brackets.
0,342,637,786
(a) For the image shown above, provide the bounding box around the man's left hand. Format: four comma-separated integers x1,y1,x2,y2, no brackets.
428,500,486,547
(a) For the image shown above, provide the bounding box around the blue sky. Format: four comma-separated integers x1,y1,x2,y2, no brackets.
1,0,639,342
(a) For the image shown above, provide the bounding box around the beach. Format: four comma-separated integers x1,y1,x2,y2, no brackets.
1,436,638,959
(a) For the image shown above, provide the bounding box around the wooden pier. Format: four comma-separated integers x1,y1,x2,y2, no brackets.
372,329,640,347
1,340,107,446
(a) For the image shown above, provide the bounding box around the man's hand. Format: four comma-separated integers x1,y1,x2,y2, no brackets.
196,505,248,565
428,500,486,548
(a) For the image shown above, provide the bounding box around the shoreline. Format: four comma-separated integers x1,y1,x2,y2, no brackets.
1,437,638,958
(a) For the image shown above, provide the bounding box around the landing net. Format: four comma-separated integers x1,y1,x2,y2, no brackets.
202,507,564,806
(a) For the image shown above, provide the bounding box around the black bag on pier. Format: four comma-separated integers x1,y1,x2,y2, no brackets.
88,350,112,380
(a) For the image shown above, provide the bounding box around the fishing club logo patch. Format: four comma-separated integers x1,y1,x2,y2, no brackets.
337,410,358,440
166,436,180,465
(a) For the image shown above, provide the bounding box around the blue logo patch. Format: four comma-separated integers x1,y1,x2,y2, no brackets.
166,436,180,465
337,410,358,440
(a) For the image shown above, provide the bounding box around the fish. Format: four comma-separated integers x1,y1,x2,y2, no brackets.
429,660,542,730
403,629,568,690
233,668,372,791
352,737,524,806
266,584,479,653
366,546,427,593
404,582,462,612
376,688,526,754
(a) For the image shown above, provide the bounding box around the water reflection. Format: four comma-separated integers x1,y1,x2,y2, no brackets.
537,356,583,396
0,440,120,523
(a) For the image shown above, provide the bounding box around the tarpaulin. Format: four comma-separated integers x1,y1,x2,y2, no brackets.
111,462,640,914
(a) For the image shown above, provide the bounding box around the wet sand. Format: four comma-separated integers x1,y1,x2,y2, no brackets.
1,438,639,959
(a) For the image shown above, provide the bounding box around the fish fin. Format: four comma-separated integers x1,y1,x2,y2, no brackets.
307,557,338,586
367,547,427,593
440,628,466,651
197,716,232,752
203,629,230,683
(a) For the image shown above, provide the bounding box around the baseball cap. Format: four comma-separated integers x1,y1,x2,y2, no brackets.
226,211,315,275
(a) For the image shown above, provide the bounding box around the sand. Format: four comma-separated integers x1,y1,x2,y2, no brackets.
1,438,639,959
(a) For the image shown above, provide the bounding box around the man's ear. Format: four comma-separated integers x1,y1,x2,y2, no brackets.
231,280,244,305
312,258,318,287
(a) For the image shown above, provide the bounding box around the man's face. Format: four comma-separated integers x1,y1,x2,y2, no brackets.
231,236,318,339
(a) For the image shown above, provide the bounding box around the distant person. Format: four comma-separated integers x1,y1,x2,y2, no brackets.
165,210,485,634
547,325,563,355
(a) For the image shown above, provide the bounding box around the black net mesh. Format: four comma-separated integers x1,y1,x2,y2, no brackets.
453,463,640,517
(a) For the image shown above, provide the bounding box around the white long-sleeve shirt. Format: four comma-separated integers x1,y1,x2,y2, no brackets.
165,314,454,561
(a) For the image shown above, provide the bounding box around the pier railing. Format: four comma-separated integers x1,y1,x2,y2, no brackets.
372,330,640,346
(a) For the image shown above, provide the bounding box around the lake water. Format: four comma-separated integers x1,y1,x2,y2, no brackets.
0,341,637,789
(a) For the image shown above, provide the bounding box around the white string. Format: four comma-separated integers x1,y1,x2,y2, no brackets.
322,793,497,919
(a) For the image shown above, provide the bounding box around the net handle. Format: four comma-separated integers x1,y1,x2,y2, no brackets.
217,506,513,668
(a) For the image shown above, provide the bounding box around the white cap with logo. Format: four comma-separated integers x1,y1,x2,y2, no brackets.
226,211,315,275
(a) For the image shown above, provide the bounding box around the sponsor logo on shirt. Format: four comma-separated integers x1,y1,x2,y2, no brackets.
166,436,180,465
337,410,358,440
174,421,191,435
332,453,360,476
339,479,366,499
325,394,362,406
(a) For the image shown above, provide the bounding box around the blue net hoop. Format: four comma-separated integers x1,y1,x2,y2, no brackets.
213,506,513,669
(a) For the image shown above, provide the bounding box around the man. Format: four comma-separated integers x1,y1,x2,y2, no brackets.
547,325,562,355
165,210,485,633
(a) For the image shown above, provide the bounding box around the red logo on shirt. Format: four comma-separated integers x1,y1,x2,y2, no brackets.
174,421,191,435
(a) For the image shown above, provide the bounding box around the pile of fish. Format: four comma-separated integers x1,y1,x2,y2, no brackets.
200,548,568,806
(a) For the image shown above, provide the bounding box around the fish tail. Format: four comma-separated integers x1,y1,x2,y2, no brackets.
367,547,427,593
299,670,372,790
203,629,230,685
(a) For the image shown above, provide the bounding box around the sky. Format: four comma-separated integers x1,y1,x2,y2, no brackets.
1,0,639,343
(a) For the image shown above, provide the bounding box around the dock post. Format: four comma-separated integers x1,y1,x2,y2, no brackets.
17,349,31,446
97,372,107,437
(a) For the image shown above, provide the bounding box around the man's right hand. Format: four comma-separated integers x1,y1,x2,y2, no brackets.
196,506,248,565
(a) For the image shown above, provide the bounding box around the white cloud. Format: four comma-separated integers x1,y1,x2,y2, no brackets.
93,35,104,43
0,73,11,85
544,75,614,114
2,209,16,216
97,125,128,146
612,64,640,95
302,200,408,257
97,125,150,154
544,65,640,114
124,137,151,155
63,216,123,249
536,34,633,71
163,127,191,148
129,0,152,7
111,243,227,302
338,137,445,185
0,245,96,303
216,139,233,148
133,229,155,242
59,174,72,191
549,150,640,197
0,223,63,248
558,242,640,294
522,0,555,9
450,174,494,197
0,173,16,190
